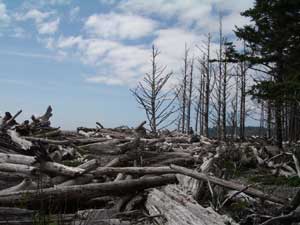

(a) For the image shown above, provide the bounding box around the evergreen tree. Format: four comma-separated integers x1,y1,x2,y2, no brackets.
235,0,300,147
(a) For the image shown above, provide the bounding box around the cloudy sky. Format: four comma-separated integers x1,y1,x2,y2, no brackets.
0,0,254,129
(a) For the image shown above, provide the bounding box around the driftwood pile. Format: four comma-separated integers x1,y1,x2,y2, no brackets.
1,106,300,225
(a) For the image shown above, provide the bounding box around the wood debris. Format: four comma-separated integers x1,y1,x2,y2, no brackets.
0,106,300,224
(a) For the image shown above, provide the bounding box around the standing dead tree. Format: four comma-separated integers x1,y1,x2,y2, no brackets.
186,57,194,134
131,45,177,134
179,45,190,133
195,34,213,137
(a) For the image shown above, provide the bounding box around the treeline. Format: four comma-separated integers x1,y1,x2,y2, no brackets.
132,0,300,147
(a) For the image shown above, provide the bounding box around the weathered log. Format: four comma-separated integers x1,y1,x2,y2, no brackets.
80,140,126,155
0,179,36,195
150,157,194,167
93,167,176,177
0,110,22,130
38,161,85,177
170,164,288,205
7,131,32,150
0,207,35,225
0,171,28,181
51,159,99,184
56,174,94,187
0,163,37,175
0,153,35,165
145,185,237,225
24,136,109,146
0,175,177,206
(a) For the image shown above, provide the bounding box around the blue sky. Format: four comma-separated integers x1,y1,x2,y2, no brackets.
0,0,255,130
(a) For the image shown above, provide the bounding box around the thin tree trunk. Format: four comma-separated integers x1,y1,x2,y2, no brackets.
186,58,194,134
181,45,189,133
204,34,211,137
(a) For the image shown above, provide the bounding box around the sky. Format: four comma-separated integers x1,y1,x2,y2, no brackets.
0,0,255,130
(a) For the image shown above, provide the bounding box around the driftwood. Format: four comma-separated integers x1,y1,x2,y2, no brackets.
3,105,300,224
0,175,177,206
170,164,288,205
145,185,237,225
0,110,22,131
0,163,37,175
51,159,100,184
0,179,36,195
37,161,85,177
93,166,176,177
0,152,35,165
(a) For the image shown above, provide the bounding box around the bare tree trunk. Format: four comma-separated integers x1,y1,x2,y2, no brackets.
204,34,211,137
275,100,283,148
151,47,157,134
200,70,205,135
217,16,223,140
267,100,272,139
222,59,227,141
181,45,189,133
259,101,265,138
239,61,246,140
186,58,194,134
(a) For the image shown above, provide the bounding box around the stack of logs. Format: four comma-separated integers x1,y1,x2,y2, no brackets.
0,106,300,225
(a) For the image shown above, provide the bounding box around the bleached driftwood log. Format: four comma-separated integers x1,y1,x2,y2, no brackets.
51,159,100,184
93,166,176,177
38,161,85,177
170,164,288,205
0,175,177,206
0,179,36,195
0,163,37,175
145,185,237,225
0,153,35,165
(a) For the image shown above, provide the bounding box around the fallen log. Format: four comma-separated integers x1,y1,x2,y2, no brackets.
0,110,22,131
38,161,85,177
0,179,36,195
0,153,35,165
0,175,177,206
51,159,99,184
170,164,288,205
93,166,176,177
145,185,237,225
0,163,37,175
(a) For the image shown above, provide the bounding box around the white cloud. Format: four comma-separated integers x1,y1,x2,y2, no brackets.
57,35,83,49
37,18,60,34
69,6,80,21
99,0,118,5
47,0,71,5
84,13,157,40
119,0,213,25
86,76,124,85
222,12,250,34
118,0,253,34
17,9,51,23
16,9,59,35
11,27,28,38
33,0,254,87
0,1,10,27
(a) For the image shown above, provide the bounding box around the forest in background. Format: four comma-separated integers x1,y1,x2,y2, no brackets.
132,0,300,148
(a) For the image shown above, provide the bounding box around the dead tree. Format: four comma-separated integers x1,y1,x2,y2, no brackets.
229,71,239,139
195,34,212,137
186,57,194,134
194,59,205,134
238,43,248,140
204,34,212,137
131,45,177,134
180,45,190,133
217,17,223,140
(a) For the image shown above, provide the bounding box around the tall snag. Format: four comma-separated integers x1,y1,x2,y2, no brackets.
131,45,177,134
